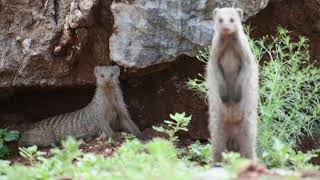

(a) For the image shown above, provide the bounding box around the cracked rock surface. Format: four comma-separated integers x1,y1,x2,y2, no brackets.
110,0,269,68
0,0,112,87
0,0,269,87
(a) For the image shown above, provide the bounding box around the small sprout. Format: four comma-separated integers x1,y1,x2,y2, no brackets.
19,145,45,165
153,112,191,143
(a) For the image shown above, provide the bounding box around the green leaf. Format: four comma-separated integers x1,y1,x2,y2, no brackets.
0,139,4,149
0,145,9,158
164,120,174,124
152,126,165,133
4,131,19,142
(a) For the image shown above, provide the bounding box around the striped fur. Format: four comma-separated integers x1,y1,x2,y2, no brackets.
19,66,141,147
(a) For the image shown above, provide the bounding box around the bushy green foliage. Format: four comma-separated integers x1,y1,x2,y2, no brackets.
184,141,212,165
186,27,320,168
0,137,205,180
252,28,320,157
153,112,192,142
186,75,208,99
0,128,19,158
262,138,318,170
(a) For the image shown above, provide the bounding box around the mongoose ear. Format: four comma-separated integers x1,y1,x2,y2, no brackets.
236,8,243,21
213,8,220,19
94,66,100,77
113,65,120,77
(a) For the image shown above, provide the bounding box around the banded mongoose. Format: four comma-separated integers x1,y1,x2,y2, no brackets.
206,8,259,163
19,65,142,147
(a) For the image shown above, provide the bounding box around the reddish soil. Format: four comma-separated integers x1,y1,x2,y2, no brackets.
298,136,320,164
247,0,320,66
122,55,209,139
5,132,135,165
237,161,320,180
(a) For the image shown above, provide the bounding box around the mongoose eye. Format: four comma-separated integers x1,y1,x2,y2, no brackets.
230,18,234,23
100,74,105,78
219,18,223,23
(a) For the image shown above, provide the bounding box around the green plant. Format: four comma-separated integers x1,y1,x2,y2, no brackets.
0,128,19,158
222,152,250,174
19,145,45,165
185,141,212,165
186,75,208,99
185,47,209,100
153,112,192,142
262,138,317,170
0,137,205,180
186,27,320,168
253,28,320,158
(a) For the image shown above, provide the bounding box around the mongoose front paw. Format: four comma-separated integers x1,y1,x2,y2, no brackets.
232,87,242,103
220,94,230,103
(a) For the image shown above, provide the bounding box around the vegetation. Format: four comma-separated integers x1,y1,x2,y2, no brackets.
19,146,46,165
0,128,19,158
183,140,212,165
262,137,318,170
153,112,192,142
152,113,212,165
186,27,320,168
0,137,206,180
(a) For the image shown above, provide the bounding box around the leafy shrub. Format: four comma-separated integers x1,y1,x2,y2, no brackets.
153,112,192,142
186,27,320,168
253,28,320,157
262,138,317,170
184,141,212,165
0,128,19,158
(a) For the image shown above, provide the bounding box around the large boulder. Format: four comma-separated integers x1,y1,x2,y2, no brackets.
110,0,269,68
0,0,269,87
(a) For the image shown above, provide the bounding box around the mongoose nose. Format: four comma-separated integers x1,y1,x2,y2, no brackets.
221,27,233,35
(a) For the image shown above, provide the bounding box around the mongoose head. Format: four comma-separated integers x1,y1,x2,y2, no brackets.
94,65,120,86
213,8,243,37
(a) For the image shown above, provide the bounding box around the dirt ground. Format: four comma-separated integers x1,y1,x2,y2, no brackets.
4,133,124,165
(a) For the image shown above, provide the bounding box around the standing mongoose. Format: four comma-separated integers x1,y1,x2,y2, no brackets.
19,65,142,147
206,7,259,164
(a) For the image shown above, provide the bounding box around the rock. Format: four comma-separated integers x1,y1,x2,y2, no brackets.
110,0,269,68
0,0,112,87
0,0,270,87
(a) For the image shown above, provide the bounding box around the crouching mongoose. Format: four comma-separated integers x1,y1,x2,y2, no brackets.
19,65,142,147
